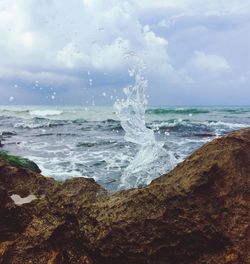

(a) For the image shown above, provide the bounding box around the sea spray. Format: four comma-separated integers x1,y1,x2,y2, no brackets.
114,58,176,189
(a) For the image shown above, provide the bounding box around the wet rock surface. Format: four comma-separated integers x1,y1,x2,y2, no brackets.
0,151,41,173
0,128,249,264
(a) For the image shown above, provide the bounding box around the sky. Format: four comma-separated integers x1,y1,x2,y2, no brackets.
0,0,250,106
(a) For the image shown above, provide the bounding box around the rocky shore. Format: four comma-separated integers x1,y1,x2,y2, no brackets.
0,128,249,264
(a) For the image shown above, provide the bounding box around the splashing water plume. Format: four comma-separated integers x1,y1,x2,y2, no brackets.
114,57,175,189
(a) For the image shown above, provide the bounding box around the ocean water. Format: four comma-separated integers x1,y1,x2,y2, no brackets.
0,105,249,191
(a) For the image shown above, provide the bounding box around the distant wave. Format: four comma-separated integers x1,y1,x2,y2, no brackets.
13,118,68,129
0,109,30,115
29,110,64,117
146,108,210,115
218,108,250,114
76,140,116,148
72,119,88,124
0,109,64,118
148,119,248,135
149,121,213,134
203,120,248,129
146,107,250,115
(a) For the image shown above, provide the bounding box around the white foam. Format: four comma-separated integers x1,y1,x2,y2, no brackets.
29,110,63,117
14,121,50,129
204,121,247,129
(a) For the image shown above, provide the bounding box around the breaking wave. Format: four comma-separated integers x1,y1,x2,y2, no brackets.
29,110,64,117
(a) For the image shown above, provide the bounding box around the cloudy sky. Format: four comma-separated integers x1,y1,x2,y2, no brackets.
0,0,250,106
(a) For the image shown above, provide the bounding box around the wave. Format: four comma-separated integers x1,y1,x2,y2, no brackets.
146,108,210,115
4,109,29,114
203,120,248,129
13,118,68,129
218,108,250,114
34,133,54,137
29,110,64,117
150,123,213,134
102,118,119,123
101,119,123,130
76,140,116,148
148,119,248,135
0,109,30,116
0,108,64,119
80,119,123,132
72,119,88,124
13,123,62,129
1,131,17,136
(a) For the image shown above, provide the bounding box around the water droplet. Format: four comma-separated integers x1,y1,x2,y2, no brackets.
9,96,14,102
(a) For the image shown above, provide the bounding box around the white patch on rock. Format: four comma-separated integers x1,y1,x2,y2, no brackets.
11,194,37,206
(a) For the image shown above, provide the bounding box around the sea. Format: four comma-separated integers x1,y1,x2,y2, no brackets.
0,105,249,191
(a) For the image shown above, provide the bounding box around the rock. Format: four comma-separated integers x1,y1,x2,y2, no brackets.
0,151,41,173
0,128,249,264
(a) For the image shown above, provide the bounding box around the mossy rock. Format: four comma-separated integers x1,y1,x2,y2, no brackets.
0,151,41,173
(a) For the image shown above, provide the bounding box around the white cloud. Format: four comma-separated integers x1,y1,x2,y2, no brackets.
190,51,231,73
143,25,168,46
21,31,34,48
0,0,249,105
157,19,177,28
57,42,87,68
134,0,250,16
0,0,175,78
90,38,131,70
0,66,79,86
83,0,94,8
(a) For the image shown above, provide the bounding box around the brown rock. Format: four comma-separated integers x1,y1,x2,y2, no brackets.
0,128,249,264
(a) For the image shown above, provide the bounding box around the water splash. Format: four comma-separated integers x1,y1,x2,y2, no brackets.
114,57,175,189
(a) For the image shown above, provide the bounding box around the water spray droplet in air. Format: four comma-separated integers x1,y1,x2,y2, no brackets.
9,96,15,102
114,55,176,189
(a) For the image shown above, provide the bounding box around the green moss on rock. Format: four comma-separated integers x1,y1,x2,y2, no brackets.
0,151,41,173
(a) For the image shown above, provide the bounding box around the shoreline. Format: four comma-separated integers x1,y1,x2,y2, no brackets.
0,128,249,263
